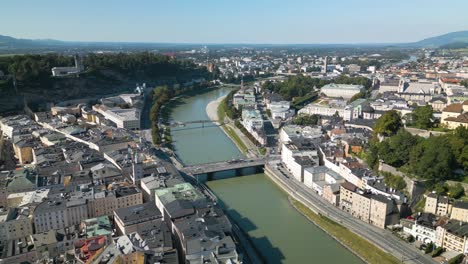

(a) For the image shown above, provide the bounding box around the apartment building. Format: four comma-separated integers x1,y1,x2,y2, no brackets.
281,139,319,182
0,208,32,241
89,186,143,218
425,193,451,216
114,202,162,235
451,201,468,222
436,220,468,254
339,182,399,229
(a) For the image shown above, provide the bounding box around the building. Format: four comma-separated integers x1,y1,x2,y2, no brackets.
241,109,263,133
80,216,113,238
51,55,84,77
93,105,141,130
33,197,87,233
140,174,184,202
425,193,451,216
281,139,319,182
73,236,108,264
267,101,295,120
299,101,353,121
303,166,344,195
339,182,399,229
12,138,36,164
436,220,468,254
154,182,207,221
369,194,398,229
172,208,240,264
441,101,468,129
401,213,437,244
232,87,256,110
0,208,32,241
0,235,38,264
340,182,357,213
279,125,323,148
114,202,162,235
451,201,468,222
320,83,364,99
89,186,143,218
322,183,341,206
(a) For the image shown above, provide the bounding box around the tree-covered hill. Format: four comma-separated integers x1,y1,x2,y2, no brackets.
0,52,211,112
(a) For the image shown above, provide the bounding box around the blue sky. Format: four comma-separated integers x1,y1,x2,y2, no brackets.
1,0,467,44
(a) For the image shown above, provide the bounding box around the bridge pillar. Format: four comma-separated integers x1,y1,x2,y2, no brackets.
255,165,264,174
207,172,214,181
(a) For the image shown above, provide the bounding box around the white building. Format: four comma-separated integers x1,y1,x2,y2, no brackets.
241,109,263,133
51,55,84,77
279,125,322,148
320,83,364,99
281,139,320,182
299,101,353,121
93,105,141,130
401,213,437,244
303,166,344,195
267,101,295,120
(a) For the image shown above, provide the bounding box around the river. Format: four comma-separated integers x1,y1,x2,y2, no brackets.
168,87,363,264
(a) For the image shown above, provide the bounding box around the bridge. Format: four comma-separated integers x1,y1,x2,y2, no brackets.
167,120,226,128
181,158,265,176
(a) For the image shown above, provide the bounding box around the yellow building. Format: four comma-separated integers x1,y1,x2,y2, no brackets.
451,201,468,222
441,101,468,129
436,220,468,254
13,139,35,164
424,193,450,216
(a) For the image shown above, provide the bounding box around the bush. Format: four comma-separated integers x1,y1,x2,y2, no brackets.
424,242,434,254
448,254,464,264
382,172,407,191
431,247,443,257
407,235,415,243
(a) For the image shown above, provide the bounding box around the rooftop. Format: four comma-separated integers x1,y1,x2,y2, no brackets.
115,202,162,225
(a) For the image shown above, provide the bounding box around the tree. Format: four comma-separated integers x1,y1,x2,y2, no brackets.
461,79,468,88
292,114,319,126
409,136,456,181
448,183,464,199
373,110,402,137
377,129,420,167
349,91,366,103
364,140,379,170
448,126,468,171
411,105,433,129
383,172,407,191
433,183,448,195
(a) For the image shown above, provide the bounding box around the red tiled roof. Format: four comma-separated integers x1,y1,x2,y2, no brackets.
442,103,463,113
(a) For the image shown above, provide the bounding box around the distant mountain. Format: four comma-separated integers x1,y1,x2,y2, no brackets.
1,30,468,51
0,35,67,49
410,31,468,48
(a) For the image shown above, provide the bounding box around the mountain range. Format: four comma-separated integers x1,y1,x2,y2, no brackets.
0,30,467,51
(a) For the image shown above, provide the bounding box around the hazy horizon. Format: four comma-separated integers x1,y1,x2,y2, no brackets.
2,0,468,44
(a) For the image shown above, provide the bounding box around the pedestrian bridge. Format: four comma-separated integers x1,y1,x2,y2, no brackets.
181,158,266,177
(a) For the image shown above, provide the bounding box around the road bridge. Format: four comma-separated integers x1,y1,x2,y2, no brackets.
181,158,265,176
168,119,226,129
